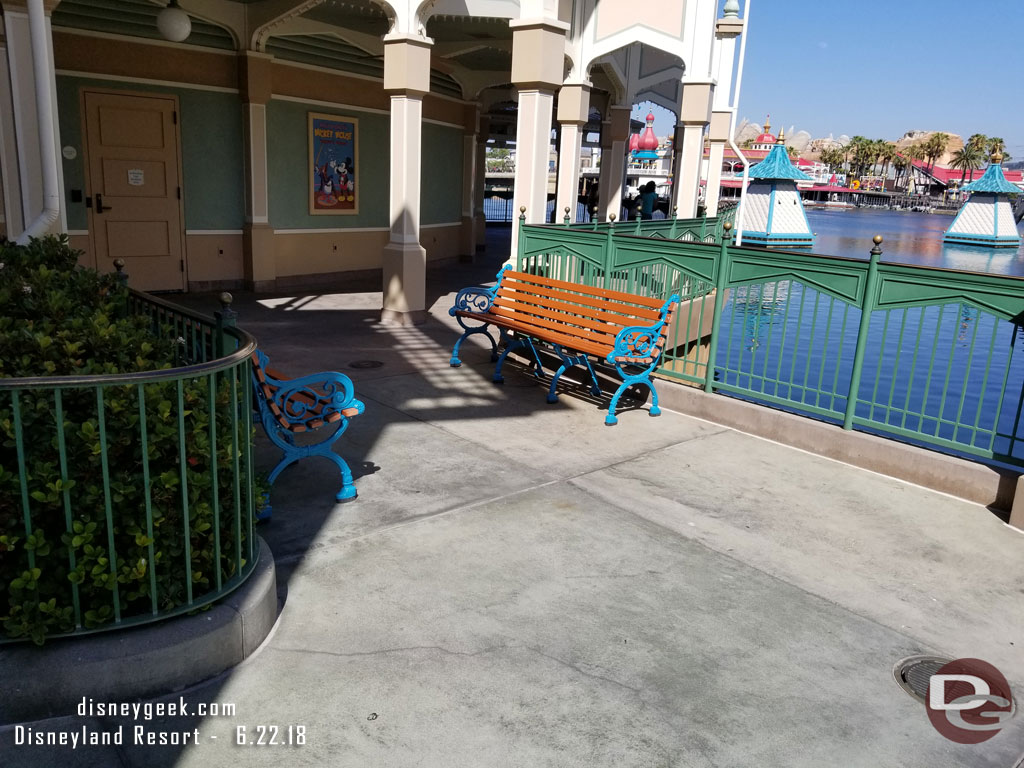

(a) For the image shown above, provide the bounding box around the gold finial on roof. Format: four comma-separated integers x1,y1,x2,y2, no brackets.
777,126,785,144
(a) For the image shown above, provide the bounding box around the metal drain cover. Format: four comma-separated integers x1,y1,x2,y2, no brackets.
348,360,384,369
893,655,954,703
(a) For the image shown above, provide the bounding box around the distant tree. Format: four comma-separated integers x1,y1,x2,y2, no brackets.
966,133,988,153
486,147,514,172
987,137,1007,160
924,132,949,171
877,141,897,181
949,145,983,185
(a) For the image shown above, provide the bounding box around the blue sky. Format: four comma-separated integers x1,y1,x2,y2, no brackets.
634,0,1023,159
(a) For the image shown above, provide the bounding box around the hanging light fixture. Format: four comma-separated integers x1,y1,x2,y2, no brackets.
157,0,191,42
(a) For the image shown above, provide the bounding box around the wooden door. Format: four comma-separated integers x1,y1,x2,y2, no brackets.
84,91,185,292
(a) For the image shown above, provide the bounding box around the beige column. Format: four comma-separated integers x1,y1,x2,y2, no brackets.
1,0,66,238
674,81,714,218
598,105,630,222
240,52,275,291
381,34,432,325
555,83,589,223
460,104,478,260
705,110,731,216
509,17,568,260
474,114,489,253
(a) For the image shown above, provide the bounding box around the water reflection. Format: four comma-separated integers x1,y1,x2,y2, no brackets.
804,209,1024,276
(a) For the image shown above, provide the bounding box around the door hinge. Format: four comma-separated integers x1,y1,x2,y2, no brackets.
172,111,178,125
177,186,181,200
180,259,185,272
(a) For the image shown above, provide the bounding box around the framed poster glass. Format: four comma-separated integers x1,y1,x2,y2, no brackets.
309,112,358,215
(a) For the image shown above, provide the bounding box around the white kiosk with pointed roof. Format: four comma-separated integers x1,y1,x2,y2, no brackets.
741,129,815,248
944,152,1022,248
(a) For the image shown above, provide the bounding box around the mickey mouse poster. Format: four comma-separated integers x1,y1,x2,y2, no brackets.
309,112,358,215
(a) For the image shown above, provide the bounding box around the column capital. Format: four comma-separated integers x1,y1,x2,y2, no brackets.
679,81,715,126
510,17,568,91
715,17,745,38
239,51,273,105
384,34,433,95
556,82,591,125
709,110,731,142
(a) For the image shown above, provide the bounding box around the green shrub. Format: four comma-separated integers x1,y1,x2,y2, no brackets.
0,236,255,644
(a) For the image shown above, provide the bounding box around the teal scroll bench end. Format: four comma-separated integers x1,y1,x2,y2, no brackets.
251,350,364,505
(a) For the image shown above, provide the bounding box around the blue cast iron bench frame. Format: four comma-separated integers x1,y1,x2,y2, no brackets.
449,267,679,425
251,350,364,504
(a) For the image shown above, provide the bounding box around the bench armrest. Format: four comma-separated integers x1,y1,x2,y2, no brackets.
449,285,497,317
270,371,364,426
606,321,666,364
449,265,513,317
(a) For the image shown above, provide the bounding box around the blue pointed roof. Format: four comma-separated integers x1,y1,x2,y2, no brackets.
961,162,1023,195
747,141,812,181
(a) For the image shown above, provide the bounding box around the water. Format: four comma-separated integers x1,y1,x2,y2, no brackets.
717,208,1024,464
801,208,1024,276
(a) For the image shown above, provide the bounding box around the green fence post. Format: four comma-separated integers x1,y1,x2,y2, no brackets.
699,214,707,241
563,206,571,226
517,206,527,270
603,213,617,289
704,221,733,392
842,236,883,430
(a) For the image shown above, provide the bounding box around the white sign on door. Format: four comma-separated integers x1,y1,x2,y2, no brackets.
127,169,145,186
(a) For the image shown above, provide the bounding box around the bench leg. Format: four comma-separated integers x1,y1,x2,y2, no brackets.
493,333,543,383
547,346,595,403
606,364,661,426
262,416,359,502
451,325,498,367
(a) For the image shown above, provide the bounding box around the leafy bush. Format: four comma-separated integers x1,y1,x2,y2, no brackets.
0,236,255,643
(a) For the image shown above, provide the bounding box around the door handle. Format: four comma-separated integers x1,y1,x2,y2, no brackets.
95,193,112,213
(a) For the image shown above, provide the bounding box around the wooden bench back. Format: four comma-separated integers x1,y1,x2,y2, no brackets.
489,270,674,360
251,352,356,433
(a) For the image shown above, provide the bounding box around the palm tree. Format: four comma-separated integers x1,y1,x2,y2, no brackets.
987,137,1006,158
966,133,988,153
925,132,949,171
877,141,897,187
949,145,983,185
904,143,925,192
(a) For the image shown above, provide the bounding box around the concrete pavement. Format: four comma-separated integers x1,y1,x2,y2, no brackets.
3,234,1024,767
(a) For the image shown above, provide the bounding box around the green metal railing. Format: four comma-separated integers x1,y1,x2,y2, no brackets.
517,216,1024,468
1,291,258,642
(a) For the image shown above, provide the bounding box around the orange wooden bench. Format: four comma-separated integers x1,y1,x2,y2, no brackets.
251,350,364,504
449,267,679,425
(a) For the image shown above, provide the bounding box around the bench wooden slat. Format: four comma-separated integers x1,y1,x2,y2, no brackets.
485,305,619,351
491,295,626,338
505,270,666,310
502,277,663,322
494,286,657,328
474,312,616,358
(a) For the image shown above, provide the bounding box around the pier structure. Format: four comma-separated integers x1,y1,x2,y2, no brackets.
943,151,1023,248
739,128,815,247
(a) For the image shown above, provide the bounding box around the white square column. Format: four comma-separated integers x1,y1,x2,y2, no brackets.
509,17,568,261
381,34,432,326
598,105,630,222
555,83,590,223
674,81,714,218
705,110,731,216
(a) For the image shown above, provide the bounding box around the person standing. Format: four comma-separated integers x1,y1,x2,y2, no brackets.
639,181,657,220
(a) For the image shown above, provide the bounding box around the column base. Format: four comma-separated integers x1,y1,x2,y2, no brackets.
380,307,429,325
381,240,427,325
474,211,487,254
243,222,276,291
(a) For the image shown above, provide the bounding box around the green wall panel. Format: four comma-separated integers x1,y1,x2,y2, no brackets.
266,99,388,229
421,121,463,226
55,76,243,231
